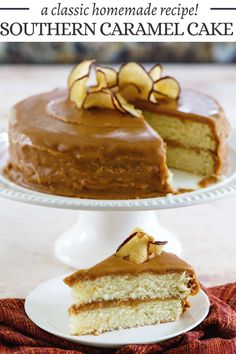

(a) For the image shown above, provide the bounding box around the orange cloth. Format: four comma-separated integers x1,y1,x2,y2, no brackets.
0,283,235,353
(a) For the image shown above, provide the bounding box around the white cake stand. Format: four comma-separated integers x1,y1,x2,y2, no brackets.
1,131,236,269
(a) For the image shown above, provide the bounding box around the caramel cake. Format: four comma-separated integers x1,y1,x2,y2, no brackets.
5,60,230,199
64,228,200,335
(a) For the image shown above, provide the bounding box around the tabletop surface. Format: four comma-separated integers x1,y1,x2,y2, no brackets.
0,64,236,298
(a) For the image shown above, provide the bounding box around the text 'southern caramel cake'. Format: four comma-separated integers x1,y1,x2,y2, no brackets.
64,228,200,335
5,60,230,199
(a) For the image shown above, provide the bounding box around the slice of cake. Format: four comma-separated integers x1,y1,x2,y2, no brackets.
64,228,200,335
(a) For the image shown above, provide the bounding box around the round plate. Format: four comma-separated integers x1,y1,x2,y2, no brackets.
25,274,210,348
1,132,236,210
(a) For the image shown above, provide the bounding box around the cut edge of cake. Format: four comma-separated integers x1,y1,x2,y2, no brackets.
137,90,230,178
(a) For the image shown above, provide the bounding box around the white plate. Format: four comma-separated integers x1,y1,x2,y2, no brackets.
1,131,236,210
25,274,210,348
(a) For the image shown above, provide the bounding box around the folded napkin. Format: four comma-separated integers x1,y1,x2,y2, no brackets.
0,283,235,354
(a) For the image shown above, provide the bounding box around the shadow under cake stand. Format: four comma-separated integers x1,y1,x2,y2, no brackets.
1,131,236,269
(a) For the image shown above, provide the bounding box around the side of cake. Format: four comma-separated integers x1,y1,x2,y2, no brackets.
6,89,171,199
64,229,200,335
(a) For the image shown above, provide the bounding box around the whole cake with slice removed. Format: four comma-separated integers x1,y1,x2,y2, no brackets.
5,60,230,198
64,228,200,335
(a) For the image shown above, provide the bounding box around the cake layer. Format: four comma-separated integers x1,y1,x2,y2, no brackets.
6,89,172,199
71,272,194,305
68,298,185,335
144,112,217,151
167,145,216,176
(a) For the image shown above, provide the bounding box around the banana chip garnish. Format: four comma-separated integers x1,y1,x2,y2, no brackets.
116,228,168,264
153,77,180,100
118,62,153,101
68,60,142,117
149,63,163,82
68,60,180,115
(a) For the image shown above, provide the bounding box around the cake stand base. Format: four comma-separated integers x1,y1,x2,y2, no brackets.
54,210,182,269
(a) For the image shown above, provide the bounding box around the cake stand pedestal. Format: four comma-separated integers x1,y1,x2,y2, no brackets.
54,210,181,268
0,132,236,269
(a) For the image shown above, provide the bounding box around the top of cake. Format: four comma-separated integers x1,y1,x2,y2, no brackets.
64,251,195,286
12,89,160,150
64,228,197,287
13,59,229,139
136,89,225,121
12,87,227,150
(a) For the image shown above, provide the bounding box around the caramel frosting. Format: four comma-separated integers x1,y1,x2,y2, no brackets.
137,89,225,119
64,251,196,286
11,89,158,150
69,298,188,314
